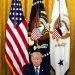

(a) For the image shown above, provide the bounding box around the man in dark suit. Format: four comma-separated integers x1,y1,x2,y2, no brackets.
23,51,50,75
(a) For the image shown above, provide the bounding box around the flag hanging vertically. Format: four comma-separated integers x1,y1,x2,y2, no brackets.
50,0,70,75
28,0,50,65
5,0,29,75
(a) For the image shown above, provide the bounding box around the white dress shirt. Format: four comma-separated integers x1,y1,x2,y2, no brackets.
34,66,40,74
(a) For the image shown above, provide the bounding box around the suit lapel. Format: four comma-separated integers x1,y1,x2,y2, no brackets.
39,65,44,75
30,64,35,75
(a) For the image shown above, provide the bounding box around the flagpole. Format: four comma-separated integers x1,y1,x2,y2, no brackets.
35,0,40,48
59,0,62,75
59,0,63,75
58,0,61,28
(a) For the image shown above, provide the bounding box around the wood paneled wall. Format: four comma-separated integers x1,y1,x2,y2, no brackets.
0,0,75,75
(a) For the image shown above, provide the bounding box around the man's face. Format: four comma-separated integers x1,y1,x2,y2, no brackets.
31,52,42,67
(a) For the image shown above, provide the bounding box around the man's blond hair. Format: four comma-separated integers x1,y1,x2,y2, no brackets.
31,52,43,58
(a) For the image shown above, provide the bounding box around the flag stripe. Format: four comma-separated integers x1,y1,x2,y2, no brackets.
6,45,21,74
6,23,28,64
7,19,29,63
5,44,22,74
22,20,28,31
6,38,23,71
8,20,29,61
6,30,25,66
5,52,19,75
19,20,28,43
17,23,28,51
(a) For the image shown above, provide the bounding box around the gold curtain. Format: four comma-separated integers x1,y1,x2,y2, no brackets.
0,0,75,75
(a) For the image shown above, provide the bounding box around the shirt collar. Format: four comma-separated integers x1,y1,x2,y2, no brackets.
34,66,40,70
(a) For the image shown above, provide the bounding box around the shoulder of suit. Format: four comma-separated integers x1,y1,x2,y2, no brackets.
41,63,50,70
23,64,31,69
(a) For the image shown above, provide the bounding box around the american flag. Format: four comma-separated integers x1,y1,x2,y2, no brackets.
31,28,41,40
5,0,29,75
52,28,62,39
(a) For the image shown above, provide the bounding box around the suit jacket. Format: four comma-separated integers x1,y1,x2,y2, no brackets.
23,63,50,75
